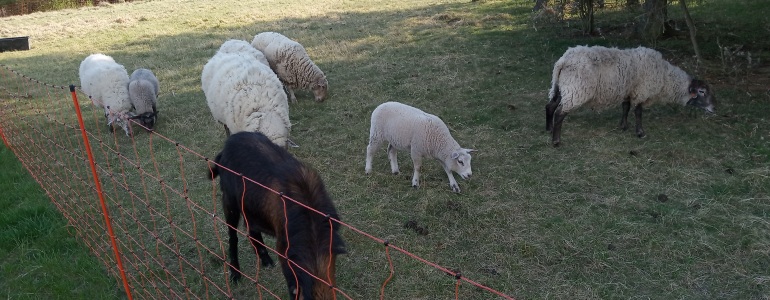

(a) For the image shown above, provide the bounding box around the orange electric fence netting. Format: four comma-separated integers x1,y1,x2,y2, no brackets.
0,65,515,300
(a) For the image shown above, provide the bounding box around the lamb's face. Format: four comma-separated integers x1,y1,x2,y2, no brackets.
449,149,475,180
131,111,157,131
687,79,715,113
312,77,328,102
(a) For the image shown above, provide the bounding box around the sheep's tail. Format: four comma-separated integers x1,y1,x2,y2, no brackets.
208,152,222,180
550,84,561,104
548,57,565,102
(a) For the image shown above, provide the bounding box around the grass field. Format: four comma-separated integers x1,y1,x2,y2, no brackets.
0,145,122,299
1,0,769,299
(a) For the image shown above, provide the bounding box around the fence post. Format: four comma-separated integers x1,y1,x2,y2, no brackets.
69,85,134,300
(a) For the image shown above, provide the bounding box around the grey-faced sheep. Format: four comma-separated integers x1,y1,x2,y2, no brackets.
545,45,715,146
209,131,346,300
78,53,133,136
365,101,475,193
201,39,293,148
251,32,328,103
128,68,159,131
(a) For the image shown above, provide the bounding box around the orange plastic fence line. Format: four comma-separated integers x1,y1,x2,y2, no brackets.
69,85,134,300
0,122,9,148
379,244,395,300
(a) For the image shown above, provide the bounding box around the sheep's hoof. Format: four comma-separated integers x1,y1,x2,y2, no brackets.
260,258,275,268
229,270,242,283
552,141,561,148
392,171,400,175
450,185,461,193
636,131,646,138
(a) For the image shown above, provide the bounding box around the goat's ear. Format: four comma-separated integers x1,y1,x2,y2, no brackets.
333,238,347,255
287,139,299,148
207,153,222,180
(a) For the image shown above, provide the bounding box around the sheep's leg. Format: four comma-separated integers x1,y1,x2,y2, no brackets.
545,98,559,132
634,104,645,138
283,84,297,103
442,164,461,193
620,99,631,131
247,229,275,268
387,144,400,175
365,138,382,174
410,150,422,188
551,109,567,147
223,196,242,283
281,259,301,300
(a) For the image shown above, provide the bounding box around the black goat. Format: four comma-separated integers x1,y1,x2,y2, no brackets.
209,131,346,300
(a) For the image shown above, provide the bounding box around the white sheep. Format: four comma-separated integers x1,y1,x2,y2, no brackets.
545,45,715,146
128,68,159,131
365,101,475,193
201,39,292,148
78,53,133,136
216,38,270,66
251,32,328,103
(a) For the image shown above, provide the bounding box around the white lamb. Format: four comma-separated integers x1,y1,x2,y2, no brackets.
365,101,475,193
251,32,328,103
78,53,133,136
545,45,715,147
128,68,159,131
201,39,292,148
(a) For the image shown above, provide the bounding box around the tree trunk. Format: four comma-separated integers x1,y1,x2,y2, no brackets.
680,0,702,63
639,0,668,43
534,0,549,11
579,0,595,35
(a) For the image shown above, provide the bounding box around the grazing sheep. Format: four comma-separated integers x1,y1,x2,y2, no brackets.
545,45,715,146
128,68,159,131
78,53,133,135
251,32,328,103
209,131,347,300
201,39,292,148
215,38,270,66
365,101,475,193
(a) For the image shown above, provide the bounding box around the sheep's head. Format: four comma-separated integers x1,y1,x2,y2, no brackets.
312,77,328,102
106,111,132,136
245,111,290,149
687,79,715,113
129,110,157,131
449,148,476,180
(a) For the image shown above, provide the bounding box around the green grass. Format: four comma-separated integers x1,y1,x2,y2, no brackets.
1,0,769,299
0,145,122,299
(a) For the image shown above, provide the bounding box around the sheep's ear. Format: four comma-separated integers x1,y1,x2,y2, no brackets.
451,152,460,159
464,148,477,153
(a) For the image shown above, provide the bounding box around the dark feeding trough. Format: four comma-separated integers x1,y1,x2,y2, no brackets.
0,36,30,52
